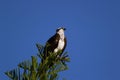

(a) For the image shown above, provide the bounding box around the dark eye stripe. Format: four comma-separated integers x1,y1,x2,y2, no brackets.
56,29,60,32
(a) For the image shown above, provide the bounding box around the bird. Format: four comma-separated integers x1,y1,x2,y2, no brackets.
43,27,67,61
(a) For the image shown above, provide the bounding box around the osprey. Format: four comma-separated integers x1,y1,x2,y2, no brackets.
43,27,67,60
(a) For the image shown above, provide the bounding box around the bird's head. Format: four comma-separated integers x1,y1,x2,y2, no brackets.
56,27,66,39
56,27,66,33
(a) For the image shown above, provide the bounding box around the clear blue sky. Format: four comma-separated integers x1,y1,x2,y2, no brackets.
0,0,120,80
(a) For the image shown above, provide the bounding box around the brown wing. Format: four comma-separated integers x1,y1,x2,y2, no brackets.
43,33,60,59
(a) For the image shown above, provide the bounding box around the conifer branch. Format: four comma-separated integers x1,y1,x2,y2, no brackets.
5,43,70,80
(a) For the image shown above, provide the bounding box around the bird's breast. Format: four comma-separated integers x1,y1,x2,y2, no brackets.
54,39,65,53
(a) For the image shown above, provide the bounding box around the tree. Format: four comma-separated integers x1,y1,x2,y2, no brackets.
5,43,70,80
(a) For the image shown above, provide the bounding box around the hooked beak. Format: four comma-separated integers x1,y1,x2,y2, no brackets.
63,28,66,30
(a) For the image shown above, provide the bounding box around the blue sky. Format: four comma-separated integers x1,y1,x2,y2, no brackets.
0,0,120,80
